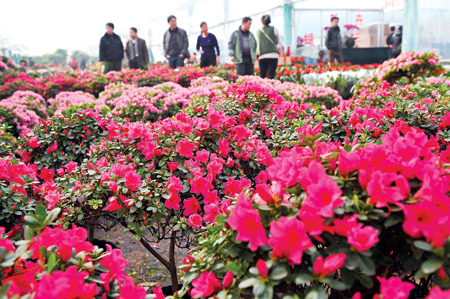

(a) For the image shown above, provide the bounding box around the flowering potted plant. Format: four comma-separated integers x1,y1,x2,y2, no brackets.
343,24,359,48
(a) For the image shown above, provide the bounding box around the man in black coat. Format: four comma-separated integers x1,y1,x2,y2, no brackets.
392,26,403,58
80,56,87,70
99,22,124,73
325,17,344,64
386,26,396,59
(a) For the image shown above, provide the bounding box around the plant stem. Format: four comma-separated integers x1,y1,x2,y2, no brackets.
169,230,179,293
88,226,95,243
119,221,179,292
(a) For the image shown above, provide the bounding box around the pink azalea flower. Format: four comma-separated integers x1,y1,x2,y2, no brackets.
190,271,223,298
188,214,203,229
117,276,147,299
227,193,269,251
377,276,414,299
124,170,141,191
100,244,129,279
347,225,379,252
269,216,312,265
427,286,450,298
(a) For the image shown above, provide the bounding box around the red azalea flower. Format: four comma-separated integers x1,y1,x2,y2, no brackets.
183,197,200,216
104,197,123,211
256,259,268,278
217,138,232,158
167,162,179,173
176,139,195,158
166,193,181,210
39,168,55,182
313,254,347,278
47,141,58,153
223,271,234,289
27,137,41,148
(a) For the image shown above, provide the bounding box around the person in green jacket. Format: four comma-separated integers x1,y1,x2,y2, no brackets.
256,15,279,79
228,17,257,76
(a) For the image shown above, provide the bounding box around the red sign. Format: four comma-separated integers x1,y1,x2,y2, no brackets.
304,33,314,45
382,0,405,11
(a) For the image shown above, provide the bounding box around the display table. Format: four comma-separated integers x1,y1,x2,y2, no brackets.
342,47,389,65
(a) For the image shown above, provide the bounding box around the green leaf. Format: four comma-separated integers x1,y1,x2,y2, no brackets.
35,205,47,223
0,281,11,299
238,278,258,289
325,279,347,291
24,215,41,230
47,253,56,273
295,273,313,284
355,272,373,289
227,261,240,273
269,264,288,280
357,254,375,276
414,240,434,252
305,285,327,299
45,208,61,225
421,259,443,274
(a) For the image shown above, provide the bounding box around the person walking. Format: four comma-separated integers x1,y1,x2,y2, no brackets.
18,60,27,73
125,27,150,70
196,22,220,67
229,17,257,76
79,56,86,70
28,57,34,68
386,26,396,59
325,17,344,64
163,15,189,69
99,22,124,73
256,15,279,79
70,57,78,70
392,26,403,58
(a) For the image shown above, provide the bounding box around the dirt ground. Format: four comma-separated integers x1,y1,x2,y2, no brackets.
94,226,188,289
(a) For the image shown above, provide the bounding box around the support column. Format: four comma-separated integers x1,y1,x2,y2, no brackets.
223,0,230,63
283,0,294,51
402,0,418,52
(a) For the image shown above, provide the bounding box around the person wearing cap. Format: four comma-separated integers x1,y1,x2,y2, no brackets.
99,22,124,73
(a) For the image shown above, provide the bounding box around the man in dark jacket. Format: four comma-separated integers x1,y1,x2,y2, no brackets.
125,27,150,70
79,56,86,70
325,17,343,64
386,26,395,58
228,17,257,76
99,22,124,73
163,15,189,69
392,26,403,58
